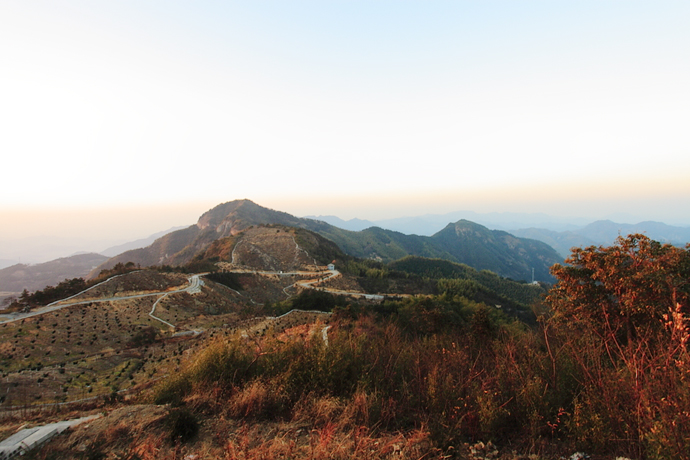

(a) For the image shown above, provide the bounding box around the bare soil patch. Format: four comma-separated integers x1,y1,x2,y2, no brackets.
232,227,316,271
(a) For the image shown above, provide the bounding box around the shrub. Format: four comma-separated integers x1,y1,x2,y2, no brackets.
153,375,192,406
127,326,158,348
164,407,199,444
548,235,690,459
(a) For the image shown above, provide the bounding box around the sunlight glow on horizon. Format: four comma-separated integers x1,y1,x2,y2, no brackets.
1,1,690,247
4,172,689,243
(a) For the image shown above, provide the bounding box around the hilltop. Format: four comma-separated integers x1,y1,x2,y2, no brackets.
91,200,312,273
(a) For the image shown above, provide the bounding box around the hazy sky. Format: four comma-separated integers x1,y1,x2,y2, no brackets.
2,1,690,248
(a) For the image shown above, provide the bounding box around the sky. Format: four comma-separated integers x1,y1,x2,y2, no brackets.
1,1,690,260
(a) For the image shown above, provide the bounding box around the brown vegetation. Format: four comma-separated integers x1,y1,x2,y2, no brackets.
6,235,690,459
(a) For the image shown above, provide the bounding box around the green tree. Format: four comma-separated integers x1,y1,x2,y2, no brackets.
438,278,478,299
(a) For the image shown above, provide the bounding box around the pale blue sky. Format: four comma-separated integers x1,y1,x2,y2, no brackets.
1,1,689,244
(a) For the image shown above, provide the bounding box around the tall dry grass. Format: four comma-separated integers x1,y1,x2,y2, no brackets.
149,284,690,458
152,311,565,450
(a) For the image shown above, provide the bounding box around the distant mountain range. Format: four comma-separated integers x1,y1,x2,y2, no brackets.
0,253,108,294
11,200,689,295
306,212,593,235
309,214,690,259
94,199,561,283
512,220,690,258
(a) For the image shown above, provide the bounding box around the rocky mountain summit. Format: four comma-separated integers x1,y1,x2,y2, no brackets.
94,199,561,282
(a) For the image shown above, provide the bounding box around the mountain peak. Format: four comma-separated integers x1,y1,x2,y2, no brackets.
434,219,488,237
196,199,257,230
90,199,563,283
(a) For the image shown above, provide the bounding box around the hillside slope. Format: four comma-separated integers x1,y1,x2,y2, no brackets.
304,219,560,282
91,200,312,275
430,220,559,282
94,199,561,282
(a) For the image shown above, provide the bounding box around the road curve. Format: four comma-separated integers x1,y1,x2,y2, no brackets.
0,274,205,325
0,266,396,327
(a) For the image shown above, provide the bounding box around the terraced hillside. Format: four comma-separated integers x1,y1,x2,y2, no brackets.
0,268,339,411
229,226,318,271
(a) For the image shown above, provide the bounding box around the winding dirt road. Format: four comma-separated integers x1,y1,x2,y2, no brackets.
0,274,205,326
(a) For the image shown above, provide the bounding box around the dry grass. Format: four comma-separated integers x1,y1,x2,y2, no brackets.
227,380,278,419
217,421,434,460
24,402,437,460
